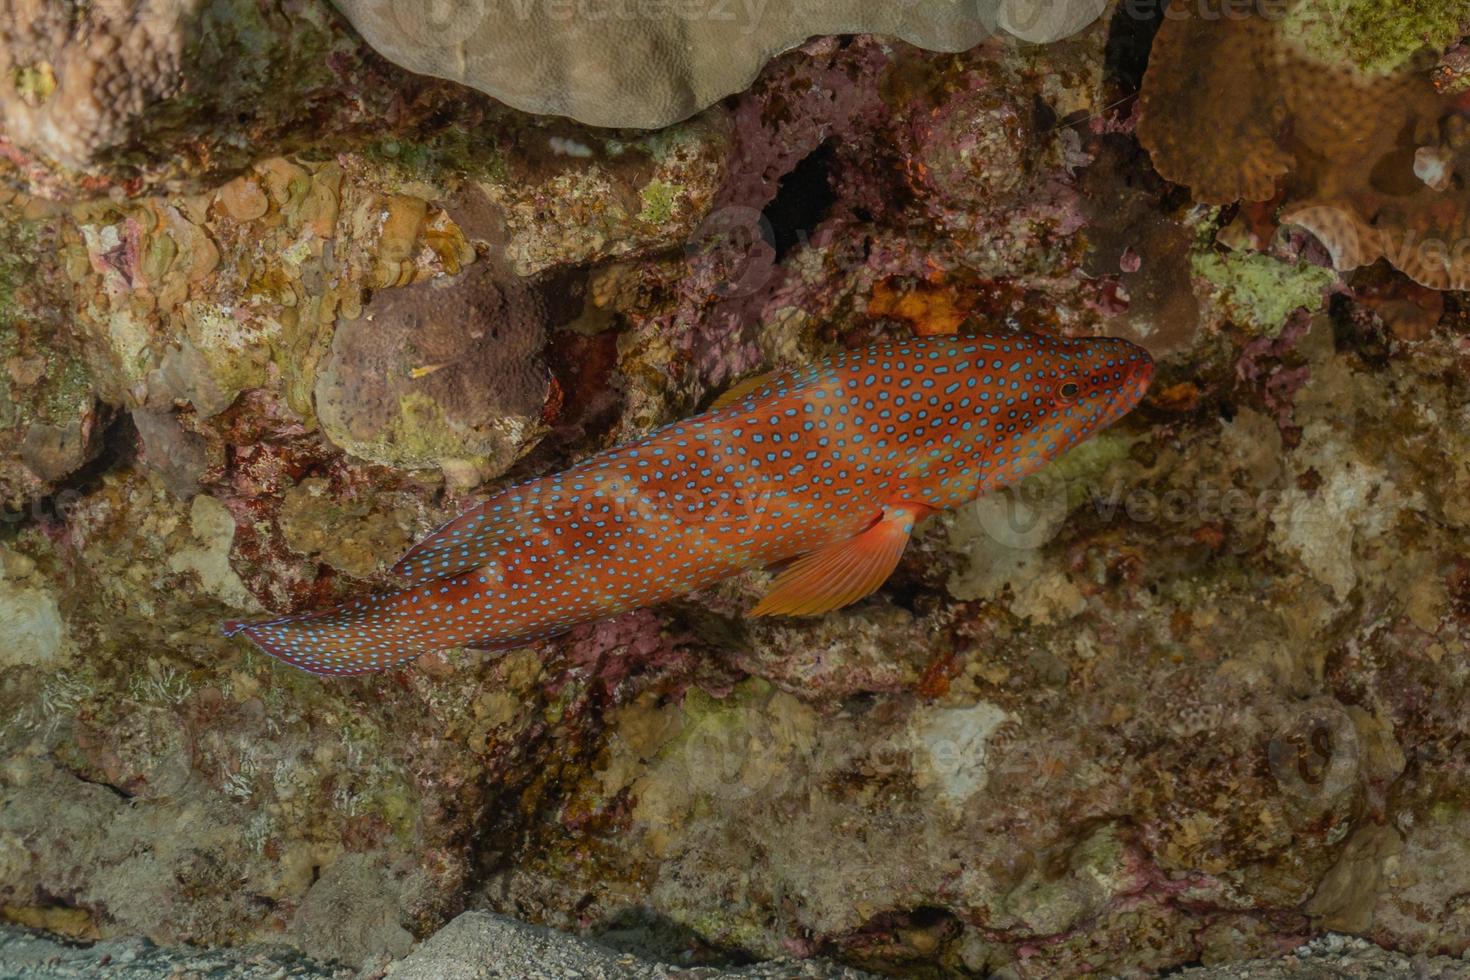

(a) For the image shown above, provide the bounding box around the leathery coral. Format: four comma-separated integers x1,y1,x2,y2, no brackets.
330,0,1109,129
1138,0,1470,290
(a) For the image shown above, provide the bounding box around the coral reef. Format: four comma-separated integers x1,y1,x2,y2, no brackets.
1,0,1470,977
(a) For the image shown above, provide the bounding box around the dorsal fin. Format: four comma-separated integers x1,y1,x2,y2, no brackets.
389,489,536,586
394,364,807,587
391,460,640,586
710,369,783,410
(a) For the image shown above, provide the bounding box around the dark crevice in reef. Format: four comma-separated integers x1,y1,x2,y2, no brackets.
68,770,137,802
1103,0,1168,94
590,906,757,968
0,409,136,541
1329,291,1394,369
1159,960,1209,975
763,140,840,262
826,905,964,975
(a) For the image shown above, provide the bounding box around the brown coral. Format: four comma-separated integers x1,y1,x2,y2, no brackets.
313,258,562,480
0,204,102,505
1137,9,1293,205
1138,0,1470,290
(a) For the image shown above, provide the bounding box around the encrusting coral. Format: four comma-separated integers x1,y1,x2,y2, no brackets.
1139,0,1470,290
313,258,559,480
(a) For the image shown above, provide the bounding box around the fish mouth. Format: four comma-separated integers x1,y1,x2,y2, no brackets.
1098,343,1154,423
1131,355,1156,400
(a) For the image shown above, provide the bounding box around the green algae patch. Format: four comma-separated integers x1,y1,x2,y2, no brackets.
1193,251,1337,336
0,219,38,330
13,63,56,107
637,179,679,225
40,357,93,424
1048,431,1138,509
364,128,509,193
1283,0,1468,75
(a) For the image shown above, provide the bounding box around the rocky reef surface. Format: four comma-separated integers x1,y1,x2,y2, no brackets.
2,0,1470,977
7,920,1465,979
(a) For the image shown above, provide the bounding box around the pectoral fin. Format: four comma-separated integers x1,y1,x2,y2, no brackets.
750,503,927,617
710,369,783,410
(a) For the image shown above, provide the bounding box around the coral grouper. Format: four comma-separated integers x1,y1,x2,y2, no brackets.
225,332,1154,675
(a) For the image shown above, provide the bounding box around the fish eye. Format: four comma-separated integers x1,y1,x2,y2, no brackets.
1058,381,1081,400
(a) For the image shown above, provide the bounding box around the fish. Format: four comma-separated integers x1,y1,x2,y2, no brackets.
224,331,1154,675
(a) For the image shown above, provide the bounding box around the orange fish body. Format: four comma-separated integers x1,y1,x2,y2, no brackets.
225,332,1153,675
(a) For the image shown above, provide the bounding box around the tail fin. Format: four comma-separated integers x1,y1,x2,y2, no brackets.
220,613,424,677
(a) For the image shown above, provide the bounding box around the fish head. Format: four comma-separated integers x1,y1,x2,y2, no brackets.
1051,334,1155,439
961,331,1154,489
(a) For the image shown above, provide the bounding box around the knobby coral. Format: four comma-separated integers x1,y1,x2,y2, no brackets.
0,0,414,198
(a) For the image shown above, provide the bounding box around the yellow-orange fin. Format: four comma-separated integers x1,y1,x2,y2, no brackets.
711,369,783,410
750,503,927,617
